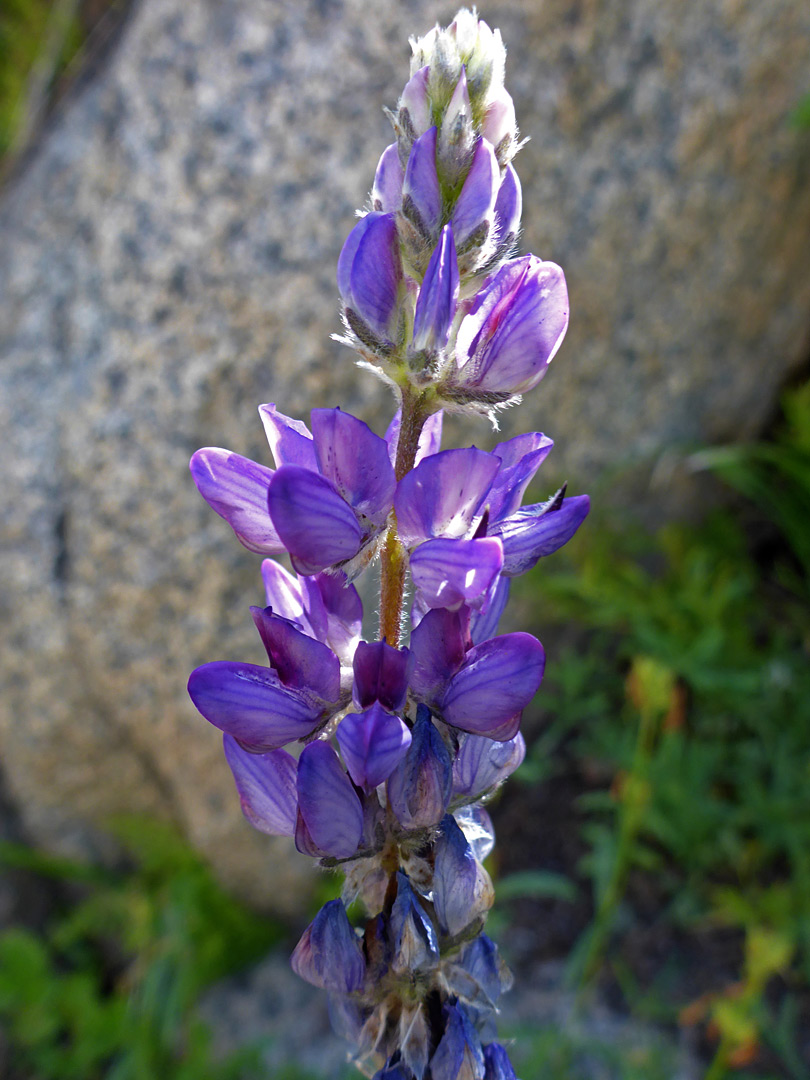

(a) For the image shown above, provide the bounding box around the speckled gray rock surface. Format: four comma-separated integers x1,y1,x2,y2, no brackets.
1,0,810,903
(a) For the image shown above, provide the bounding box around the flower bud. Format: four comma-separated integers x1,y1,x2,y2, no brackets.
491,166,522,262
402,127,442,246
412,224,459,356
438,70,475,187
338,212,403,352
398,65,432,143
452,138,499,255
387,705,453,830
372,144,405,213
291,899,365,993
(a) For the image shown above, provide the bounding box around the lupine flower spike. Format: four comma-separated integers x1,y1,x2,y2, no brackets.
189,9,589,1077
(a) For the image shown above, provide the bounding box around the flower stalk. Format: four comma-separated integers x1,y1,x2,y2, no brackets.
187,10,589,1078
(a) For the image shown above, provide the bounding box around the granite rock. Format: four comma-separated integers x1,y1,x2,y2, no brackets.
1,0,809,905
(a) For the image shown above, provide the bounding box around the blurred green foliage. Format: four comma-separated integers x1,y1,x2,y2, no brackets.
0,0,86,159
0,817,281,1079
514,378,810,1077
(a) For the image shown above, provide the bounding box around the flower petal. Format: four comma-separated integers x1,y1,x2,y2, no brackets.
442,633,545,736
223,734,297,835
387,706,453,830
399,65,432,137
395,447,500,546
409,607,468,703
483,1043,517,1080
431,1003,485,1080
487,432,554,522
250,606,340,702
311,409,396,526
389,871,440,975
452,732,525,800
410,537,503,611
337,703,412,790
492,165,522,252
261,560,311,630
267,465,363,575
258,403,317,470
454,256,569,395
306,571,363,662
338,212,402,340
296,741,364,859
190,448,283,555
352,640,413,712
490,493,590,575
188,661,320,750
469,576,510,644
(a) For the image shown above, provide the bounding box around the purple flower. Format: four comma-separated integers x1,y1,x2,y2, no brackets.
398,65,431,141
352,640,413,712
450,255,569,396
291,899,366,993
338,212,404,350
409,606,545,739
191,404,396,578
491,165,522,258
189,449,284,556
372,144,405,213
452,138,499,251
187,606,342,752
395,435,589,592
266,407,396,577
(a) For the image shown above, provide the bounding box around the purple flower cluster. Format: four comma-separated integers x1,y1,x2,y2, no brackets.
188,10,588,1079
